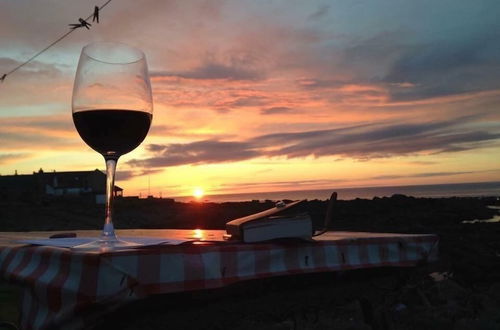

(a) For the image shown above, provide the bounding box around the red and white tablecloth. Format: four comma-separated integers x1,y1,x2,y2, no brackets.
0,230,438,330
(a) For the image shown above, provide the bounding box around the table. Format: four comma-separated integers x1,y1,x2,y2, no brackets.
0,229,438,330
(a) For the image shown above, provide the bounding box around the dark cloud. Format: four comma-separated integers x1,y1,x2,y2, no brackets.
128,117,500,168
382,33,500,101
147,144,166,152
0,57,65,78
371,171,476,180
296,28,500,102
339,32,406,79
151,61,263,81
0,57,21,68
225,96,269,107
295,78,344,89
407,161,437,166
256,121,500,159
128,140,260,167
260,106,295,115
308,4,330,20
115,168,164,181
411,171,475,178
220,178,347,190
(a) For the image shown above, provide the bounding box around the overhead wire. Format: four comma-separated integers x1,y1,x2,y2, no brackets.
1,0,113,83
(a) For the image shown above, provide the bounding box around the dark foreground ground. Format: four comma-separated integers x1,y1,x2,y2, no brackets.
1,195,500,329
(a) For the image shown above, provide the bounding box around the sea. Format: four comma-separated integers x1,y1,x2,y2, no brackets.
173,181,500,203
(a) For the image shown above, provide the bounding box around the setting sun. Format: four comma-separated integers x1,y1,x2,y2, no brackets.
193,188,204,199
1,1,500,199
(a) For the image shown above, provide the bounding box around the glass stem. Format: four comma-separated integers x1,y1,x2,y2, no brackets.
102,157,119,241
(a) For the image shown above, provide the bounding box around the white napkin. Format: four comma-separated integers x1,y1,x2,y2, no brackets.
17,236,189,248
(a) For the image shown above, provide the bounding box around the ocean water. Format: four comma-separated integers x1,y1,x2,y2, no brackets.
174,181,500,203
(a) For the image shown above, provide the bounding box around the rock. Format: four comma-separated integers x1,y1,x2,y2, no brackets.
335,300,365,322
436,279,468,300
267,318,295,330
476,293,500,322
429,272,451,282
411,312,453,330
487,282,500,303
455,319,500,330
393,303,407,312
332,320,372,330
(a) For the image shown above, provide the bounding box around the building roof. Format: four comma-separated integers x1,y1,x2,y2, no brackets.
0,174,37,190
0,169,123,192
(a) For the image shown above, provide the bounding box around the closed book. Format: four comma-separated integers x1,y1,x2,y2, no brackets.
225,200,312,242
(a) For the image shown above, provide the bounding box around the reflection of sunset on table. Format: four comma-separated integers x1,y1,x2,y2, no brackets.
0,229,223,247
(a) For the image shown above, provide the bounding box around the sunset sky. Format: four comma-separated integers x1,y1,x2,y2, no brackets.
1,0,500,198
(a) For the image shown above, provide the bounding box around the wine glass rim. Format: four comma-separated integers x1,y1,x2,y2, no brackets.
82,41,145,65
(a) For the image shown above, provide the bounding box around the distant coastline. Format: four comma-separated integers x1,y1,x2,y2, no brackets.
173,181,500,203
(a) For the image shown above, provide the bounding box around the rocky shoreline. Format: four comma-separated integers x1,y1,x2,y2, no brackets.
1,195,499,329
99,195,500,330
1,194,498,232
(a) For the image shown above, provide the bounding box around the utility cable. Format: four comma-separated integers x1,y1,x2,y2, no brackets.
1,0,112,83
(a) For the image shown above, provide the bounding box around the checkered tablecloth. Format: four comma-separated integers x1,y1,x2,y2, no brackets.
0,230,438,330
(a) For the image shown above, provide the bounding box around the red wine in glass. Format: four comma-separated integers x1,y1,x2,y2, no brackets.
71,42,153,250
73,109,152,157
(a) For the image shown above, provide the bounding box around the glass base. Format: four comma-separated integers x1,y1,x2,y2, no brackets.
72,237,140,252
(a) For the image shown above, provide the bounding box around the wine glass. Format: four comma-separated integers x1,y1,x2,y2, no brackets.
72,42,153,250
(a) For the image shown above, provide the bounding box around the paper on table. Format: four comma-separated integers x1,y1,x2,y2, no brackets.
17,236,190,248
